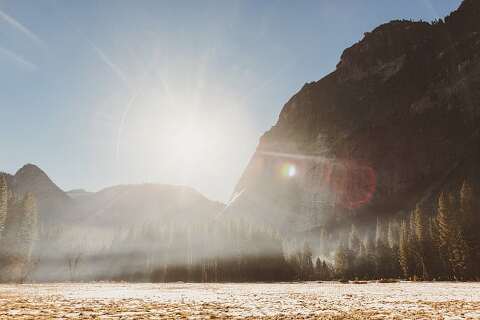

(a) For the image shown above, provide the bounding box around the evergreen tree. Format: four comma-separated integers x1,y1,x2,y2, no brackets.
315,257,322,278
363,235,376,279
413,204,430,280
460,180,474,227
375,216,386,248
428,217,445,279
0,192,38,282
387,220,401,278
437,191,468,280
387,220,397,249
334,241,354,280
321,261,331,280
334,244,347,279
315,257,330,280
407,211,421,278
398,220,412,279
300,241,314,280
374,218,394,278
437,192,455,278
376,238,393,278
0,176,7,239
17,193,38,271
451,236,469,280
354,240,370,280
459,180,478,278
348,224,361,254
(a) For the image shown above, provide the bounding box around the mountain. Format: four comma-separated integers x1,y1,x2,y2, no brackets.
66,189,92,200
1,164,223,229
1,164,73,226
229,0,480,235
70,184,224,227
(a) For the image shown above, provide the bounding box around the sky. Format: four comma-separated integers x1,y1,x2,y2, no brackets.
0,0,462,202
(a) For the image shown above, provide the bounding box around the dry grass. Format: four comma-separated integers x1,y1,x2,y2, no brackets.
0,282,479,319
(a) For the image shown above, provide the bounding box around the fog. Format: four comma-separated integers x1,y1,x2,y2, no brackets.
28,213,293,283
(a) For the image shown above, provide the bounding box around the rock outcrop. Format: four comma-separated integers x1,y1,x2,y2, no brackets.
230,0,480,234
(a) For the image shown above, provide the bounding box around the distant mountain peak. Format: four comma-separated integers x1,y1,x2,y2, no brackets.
15,163,46,178
7,164,72,224
14,163,61,193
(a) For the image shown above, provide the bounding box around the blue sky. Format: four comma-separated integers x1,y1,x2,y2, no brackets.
0,0,462,201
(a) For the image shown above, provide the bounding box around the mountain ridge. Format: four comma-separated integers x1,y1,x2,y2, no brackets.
231,0,480,235
0,164,224,228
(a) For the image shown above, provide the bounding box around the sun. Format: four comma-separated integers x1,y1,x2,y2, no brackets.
168,125,215,165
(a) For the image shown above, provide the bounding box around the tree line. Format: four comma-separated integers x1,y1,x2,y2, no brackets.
332,180,480,281
0,176,38,282
0,174,478,283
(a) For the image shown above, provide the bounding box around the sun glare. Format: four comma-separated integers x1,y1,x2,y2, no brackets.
168,124,216,166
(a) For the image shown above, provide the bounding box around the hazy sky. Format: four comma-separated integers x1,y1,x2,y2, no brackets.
0,0,461,202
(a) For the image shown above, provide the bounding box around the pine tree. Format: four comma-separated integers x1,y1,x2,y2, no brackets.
425,216,446,279
17,193,38,280
413,205,427,243
301,241,314,280
0,176,7,239
315,257,330,280
348,224,361,254
460,180,474,226
459,180,477,279
437,191,468,280
374,217,394,278
437,192,455,278
387,220,397,249
363,235,376,279
354,240,370,280
376,239,393,279
450,232,468,280
398,220,411,279
315,257,322,279
375,216,386,248
387,220,401,278
321,261,331,280
335,241,354,280
0,193,38,282
413,204,430,280
334,243,349,280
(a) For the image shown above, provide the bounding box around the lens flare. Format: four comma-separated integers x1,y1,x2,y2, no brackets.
288,165,296,177
304,159,376,210
281,163,296,178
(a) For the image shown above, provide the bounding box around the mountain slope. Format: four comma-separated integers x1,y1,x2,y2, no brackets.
1,164,73,226
1,165,223,229
71,184,224,227
230,0,480,234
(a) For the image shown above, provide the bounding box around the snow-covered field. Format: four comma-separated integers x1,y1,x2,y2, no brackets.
0,282,479,319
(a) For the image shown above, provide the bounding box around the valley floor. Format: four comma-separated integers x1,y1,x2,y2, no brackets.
0,282,479,319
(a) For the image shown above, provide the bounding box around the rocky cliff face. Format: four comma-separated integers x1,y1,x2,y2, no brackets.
230,0,480,234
